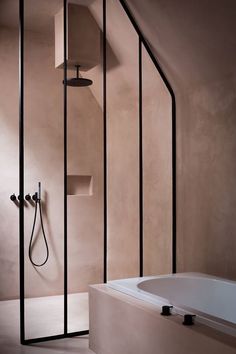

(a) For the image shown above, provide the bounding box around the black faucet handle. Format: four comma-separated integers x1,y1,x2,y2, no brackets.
32,192,38,202
161,305,173,316
10,194,17,201
25,194,31,201
183,314,196,326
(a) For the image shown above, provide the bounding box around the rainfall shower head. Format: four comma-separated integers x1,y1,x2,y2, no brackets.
63,65,93,87
65,77,93,87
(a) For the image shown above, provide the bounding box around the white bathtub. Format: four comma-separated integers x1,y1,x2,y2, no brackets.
108,273,236,338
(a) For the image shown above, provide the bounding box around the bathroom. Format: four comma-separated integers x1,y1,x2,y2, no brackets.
0,0,236,353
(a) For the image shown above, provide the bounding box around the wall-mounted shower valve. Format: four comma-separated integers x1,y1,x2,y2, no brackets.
25,194,31,201
10,194,17,201
32,192,38,202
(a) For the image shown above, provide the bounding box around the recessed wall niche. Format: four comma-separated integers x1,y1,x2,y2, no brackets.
67,175,93,196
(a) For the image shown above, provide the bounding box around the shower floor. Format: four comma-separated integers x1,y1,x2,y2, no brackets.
0,292,94,354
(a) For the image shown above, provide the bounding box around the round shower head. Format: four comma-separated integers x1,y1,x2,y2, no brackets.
63,65,93,87
64,77,93,87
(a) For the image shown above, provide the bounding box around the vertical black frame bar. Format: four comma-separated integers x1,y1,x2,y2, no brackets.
139,38,143,277
63,0,68,335
171,97,177,273
103,0,107,283
19,0,25,345
118,0,177,274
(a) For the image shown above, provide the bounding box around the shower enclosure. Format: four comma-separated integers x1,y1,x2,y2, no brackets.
16,0,176,345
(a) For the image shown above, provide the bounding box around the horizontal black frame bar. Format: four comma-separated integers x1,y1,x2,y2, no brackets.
22,331,89,345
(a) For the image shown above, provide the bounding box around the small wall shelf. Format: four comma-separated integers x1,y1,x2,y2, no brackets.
67,175,93,196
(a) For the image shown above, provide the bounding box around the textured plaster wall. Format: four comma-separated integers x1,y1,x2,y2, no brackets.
142,49,172,275
126,0,236,279
177,77,236,277
0,26,103,300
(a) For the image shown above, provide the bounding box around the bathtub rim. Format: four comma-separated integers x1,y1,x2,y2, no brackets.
107,272,236,338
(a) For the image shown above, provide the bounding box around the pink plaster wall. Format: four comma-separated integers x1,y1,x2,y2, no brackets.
126,0,236,279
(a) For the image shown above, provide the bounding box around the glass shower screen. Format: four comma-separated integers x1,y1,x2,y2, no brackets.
24,0,64,340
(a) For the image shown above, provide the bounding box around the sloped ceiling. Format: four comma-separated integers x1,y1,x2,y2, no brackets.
126,0,236,90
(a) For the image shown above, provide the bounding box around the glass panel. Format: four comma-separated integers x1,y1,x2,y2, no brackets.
24,0,64,339
142,44,172,275
67,0,103,333
106,0,139,280
0,0,19,308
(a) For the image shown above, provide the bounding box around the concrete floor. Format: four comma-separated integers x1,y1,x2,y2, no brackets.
0,293,94,354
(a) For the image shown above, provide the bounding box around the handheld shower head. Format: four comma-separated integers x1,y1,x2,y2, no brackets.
38,182,41,201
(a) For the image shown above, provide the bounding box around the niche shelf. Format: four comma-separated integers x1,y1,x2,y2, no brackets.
67,175,93,196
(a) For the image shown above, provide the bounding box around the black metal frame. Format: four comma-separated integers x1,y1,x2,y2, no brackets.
138,37,143,277
19,0,176,345
118,0,177,274
103,0,107,284
19,0,25,344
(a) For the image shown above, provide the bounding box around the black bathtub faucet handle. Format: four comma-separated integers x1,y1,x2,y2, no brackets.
183,314,196,326
161,305,173,316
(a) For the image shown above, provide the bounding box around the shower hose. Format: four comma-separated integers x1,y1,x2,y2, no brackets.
28,182,49,267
